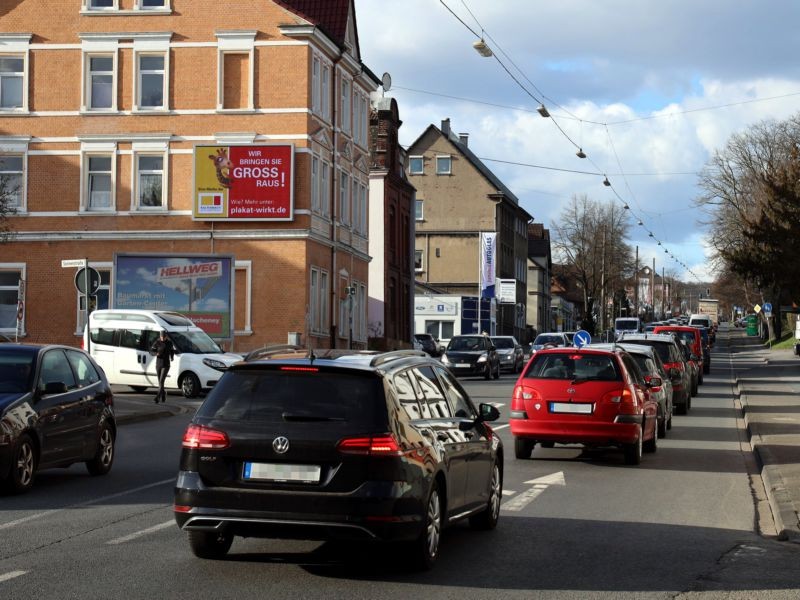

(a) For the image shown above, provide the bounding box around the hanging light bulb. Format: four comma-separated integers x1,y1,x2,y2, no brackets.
472,39,493,57
576,148,586,159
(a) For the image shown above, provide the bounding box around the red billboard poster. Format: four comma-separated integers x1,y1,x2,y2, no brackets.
193,144,294,221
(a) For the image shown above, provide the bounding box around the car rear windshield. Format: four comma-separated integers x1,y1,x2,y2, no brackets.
448,336,485,351
623,340,671,363
523,353,620,381
491,338,515,349
196,368,385,429
534,334,563,345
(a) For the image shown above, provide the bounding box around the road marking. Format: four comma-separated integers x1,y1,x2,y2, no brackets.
107,520,175,545
0,478,174,531
492,423,509,430
502,471,565,512
488,402,505,408
0,571,27,583
502,489,516,496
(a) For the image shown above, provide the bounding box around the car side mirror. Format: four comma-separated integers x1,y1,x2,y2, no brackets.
647,376,662,388
42,381,68,395
669,367,680,379
478,402,500,422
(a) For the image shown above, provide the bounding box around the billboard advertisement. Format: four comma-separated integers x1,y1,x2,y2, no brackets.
113,254,234,339
193,144,294,221
480,232,497,300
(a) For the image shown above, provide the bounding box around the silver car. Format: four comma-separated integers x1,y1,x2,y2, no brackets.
490,336,524,373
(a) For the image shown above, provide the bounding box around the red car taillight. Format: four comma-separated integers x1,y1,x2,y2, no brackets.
511,384,540,409
182,424,230,449
337,434,402,456
663,361,684,372
603,388,634,404
644,375,662,393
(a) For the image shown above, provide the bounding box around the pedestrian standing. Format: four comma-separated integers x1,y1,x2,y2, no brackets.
150,330,175,403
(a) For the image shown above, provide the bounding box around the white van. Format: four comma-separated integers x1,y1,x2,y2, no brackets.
614,317,642,338
84,309,242,398
688,314,713,329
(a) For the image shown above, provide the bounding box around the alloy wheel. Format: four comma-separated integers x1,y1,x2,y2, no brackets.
16,440,34,487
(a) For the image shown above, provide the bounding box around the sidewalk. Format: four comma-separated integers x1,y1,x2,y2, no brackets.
728,327,800,542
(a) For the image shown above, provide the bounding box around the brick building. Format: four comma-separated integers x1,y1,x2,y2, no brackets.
0,0,379,351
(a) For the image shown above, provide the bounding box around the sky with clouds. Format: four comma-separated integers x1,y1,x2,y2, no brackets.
356,0,800,283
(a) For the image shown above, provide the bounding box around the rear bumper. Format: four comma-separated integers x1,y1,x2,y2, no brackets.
173,471,425,542
510,417,642,445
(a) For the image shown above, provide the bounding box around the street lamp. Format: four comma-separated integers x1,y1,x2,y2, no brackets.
473,39,493,57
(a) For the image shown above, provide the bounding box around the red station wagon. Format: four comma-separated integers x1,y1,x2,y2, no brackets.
509,347,658,465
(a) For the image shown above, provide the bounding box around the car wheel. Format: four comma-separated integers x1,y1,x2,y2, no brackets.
703,364,710,375
644,419,658,453
130,385,148,393
469,462,501,530
492,362,500,380
657,408,667,439
514,437,534,459
181,372,201,398
691,380,698,397
410,481,442,570
667,411,673,430
188,530,234,559
539,441,555,448
623,427,643,465
483,364,491,380
3,434,36,494
687,394,692,411
86,423,115,476
698,372,704,385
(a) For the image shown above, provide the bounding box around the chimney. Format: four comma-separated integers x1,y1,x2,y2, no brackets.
458,133,469,147
441,118,450,136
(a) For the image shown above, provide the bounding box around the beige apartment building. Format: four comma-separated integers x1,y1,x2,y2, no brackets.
0,0,379,351
408,119,532,341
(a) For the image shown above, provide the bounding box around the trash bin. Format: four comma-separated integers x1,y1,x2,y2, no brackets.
746,315,758,336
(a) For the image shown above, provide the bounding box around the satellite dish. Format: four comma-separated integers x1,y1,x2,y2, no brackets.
381,72,392,92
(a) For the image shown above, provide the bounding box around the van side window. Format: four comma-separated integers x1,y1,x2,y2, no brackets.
143,330,160,351
91,328,116,346
119,329,144,350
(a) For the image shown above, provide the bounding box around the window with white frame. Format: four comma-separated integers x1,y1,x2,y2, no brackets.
339,277,350,339
312,56,320,114
85,54,115,111
311,155,320,213
320,161,330,217
436,155,451,175
359,183,367,234
339,171,350,226
409,156,423,175
0,155,24,210
340,78,351,133
84,154,114,210
355,283,366,342
136,53,166,110
353,93,368,147
138,0,167,8
415,250,423,272
415,199,424,221
351,178,359,233
309,267,329,335
135,154,164,209
86,0,116,9
321,65,331,120
0,56,24,110
0,266,24,332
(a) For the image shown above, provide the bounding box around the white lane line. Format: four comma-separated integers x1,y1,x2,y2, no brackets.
107,520,175,545
0,478,174,531
502,489,517,496
0,571,28,583
502,486,548,511
492,423,509,430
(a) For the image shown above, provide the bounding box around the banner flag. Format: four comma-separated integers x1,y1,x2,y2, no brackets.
480,232,496,299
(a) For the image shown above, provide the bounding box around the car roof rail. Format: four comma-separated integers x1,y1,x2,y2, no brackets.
244,344,311,362
369,349,427,368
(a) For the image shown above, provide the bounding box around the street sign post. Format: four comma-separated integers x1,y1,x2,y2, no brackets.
574,329,592,348
763,302,773,317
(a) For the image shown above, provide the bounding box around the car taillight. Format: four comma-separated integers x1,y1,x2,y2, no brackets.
664,362,684,372
511,384,539,409
182,424,230,449
603,388,634,404
337,434,402,456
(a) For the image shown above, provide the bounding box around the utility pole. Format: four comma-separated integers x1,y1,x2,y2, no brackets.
651,257,655,321
634,246,639,319
600,225,606,332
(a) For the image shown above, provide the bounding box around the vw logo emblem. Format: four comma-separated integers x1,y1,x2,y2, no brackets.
272,436,290,454
566,387,576,394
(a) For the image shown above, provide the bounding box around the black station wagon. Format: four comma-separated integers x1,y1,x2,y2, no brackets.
174,347,503,570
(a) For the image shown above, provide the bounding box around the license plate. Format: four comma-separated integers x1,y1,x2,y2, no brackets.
455,363,470,368
243,462,321,483
549,402,593,414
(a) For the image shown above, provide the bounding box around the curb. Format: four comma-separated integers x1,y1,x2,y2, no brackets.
737,377,800,543
115,403,191,426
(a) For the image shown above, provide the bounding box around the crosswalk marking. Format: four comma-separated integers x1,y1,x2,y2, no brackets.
0,571,27,584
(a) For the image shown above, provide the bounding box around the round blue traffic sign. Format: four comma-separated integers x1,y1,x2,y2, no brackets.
574,329,592,348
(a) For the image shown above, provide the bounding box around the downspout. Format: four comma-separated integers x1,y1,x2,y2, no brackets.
329,50,343,348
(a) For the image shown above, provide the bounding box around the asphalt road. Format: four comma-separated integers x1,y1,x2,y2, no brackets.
1,331,799,599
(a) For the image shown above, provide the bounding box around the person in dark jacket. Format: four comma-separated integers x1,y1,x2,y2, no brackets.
150,330,175,403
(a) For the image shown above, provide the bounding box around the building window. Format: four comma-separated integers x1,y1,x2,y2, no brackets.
415,199,424,221
320,161,330,217
312,56,320,114
0,155,24,210
84,155,114,211
339,172,350,226
309,267,329,335
353,93,368,147
135,154,164,209
415,250,423,272
436,155,451,175
322,65,331,120
84,54,115,111
355,283,366,342
136,54,166,110
0,56,24,110
86,0,116,9
359,183,367,234
138,0,167,8
311,156,320,213
340,78,351,133
0,266,24,333
409,156,423,175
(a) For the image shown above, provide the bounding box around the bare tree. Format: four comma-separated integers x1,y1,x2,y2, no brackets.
0,161,19,242
552,194,632,334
